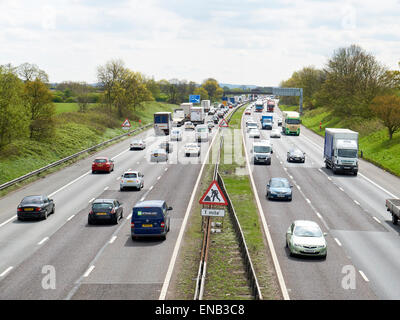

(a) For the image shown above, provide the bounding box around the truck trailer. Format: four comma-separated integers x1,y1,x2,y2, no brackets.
324,128,359,175
386,199,400,225
201,100,211,113
190,106,205,125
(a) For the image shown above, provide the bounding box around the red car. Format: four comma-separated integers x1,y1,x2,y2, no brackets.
92,157,114,173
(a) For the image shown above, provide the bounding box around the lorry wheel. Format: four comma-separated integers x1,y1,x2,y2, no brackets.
354,170,358,176
392,214,398,225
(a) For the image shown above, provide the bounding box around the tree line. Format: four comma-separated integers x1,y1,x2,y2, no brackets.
279,44,400,140
0,59,225,149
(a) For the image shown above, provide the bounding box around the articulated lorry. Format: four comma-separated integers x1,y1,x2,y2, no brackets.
267,100,275,112
282,111,300,135
190,106,205,125
261,115,273,130
172,108,185,126
201,100,211,113
181,103,193,122
386,199,400,225
324,128,359,175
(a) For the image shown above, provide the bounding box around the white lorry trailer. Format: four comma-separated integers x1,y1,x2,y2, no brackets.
201,100,211,113
190,106,205,125
181,103,193,122
324,128,359,175
172,108,185,126
386,199,400,225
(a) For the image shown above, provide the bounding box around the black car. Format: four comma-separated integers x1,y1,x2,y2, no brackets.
287,148,306,163
88,199,123,225
17,195,55,221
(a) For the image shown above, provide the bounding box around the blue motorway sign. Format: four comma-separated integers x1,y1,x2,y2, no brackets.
229,98,235,103
222,96,228,101
189,95,201,103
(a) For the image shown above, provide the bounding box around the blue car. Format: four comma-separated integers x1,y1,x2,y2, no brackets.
131,200,172,240
266,178,293,201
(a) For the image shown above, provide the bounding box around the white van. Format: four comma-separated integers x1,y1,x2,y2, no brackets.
170,128,183,141
251,140,273,165
195,124,209,142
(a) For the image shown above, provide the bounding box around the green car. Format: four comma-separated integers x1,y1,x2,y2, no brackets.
286,220,327,259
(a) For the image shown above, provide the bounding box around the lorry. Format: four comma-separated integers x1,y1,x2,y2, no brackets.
267,100,275,112
261,115,273,130
324,128,359,175
251,140,273,165
386,199,400,225
190,106,205,125
282,111,301,135
201,100,211,113
255,100,264,112
154,112,172,136
172,108,185,126
181,103,193,121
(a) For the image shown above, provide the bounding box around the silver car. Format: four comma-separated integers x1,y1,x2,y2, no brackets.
120,171,144,191
286,220,327,259
130,139,146,150
150,149,168,162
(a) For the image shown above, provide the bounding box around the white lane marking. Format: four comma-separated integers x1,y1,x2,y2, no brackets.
104,186,109,191
89,198,95,203
0,215,16,228
373,217,381,224
149,186,154,191
289,175,293,179
157,176,161,180
109,236,117,244
48,170,91,198
0,266,13,277
111,149,129,161
334,238,342,247
67,214,75,221
306,198,311,204
140,197,145,202
165,168,168,172
126,214,132,220
354,200,361,206
339,187,344,192
116,176,121,181
283,167,287,171
327,177,332,181
316,212,322,219
38,237,49,245
359,270,369,282
297,185,301,190
83,265,95,278
318,168,323,173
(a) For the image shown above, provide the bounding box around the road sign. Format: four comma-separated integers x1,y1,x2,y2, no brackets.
219,119,229,128
199,180,228,206
201,209,225,217
121,118,131,130
189,95,201,103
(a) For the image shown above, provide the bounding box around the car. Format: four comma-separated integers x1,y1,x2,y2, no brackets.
207,120,214,130
92,157,114,173
184,143,201,157
150,148,168,162
159,141,173,153
195,124,209,142
286,220,327,259
170,128,183,141
184,121,195,130
17,195,55,221
287,148,306,163
252,140,273,165
172,121,179,127
213,115,219,124
276,117,282,126
88,199,123,225
245,118,256,126
131,200,172,240
245,109,252,115
208,109,216,115
248,128,261,138
130,139,146,150
120,171,144,191
266,177,293,201
217,110,224,118
270,128,281,138
246,122,258,132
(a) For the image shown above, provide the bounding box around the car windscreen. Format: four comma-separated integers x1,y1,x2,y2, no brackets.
270,180,290,188
124,173,137,178
172,130,180,134
92,203,113,210
294,226,323,237
254,146,271,153
133,207,163,219
197,128,207,132
338,149,357,158
286,119,300,125
94,159,107,163
21,196,42,204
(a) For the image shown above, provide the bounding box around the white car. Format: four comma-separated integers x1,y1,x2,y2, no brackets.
130,139,146,150
195,124,209,142
150,149,168,162
270,129,281,138
184,121,195,130
170,128,183,141
276,117,282,126
246,122,258,132
248,128,261,138
120,171,144,191
184,143,201,157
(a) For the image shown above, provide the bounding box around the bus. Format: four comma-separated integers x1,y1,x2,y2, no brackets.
282,111,301,136
154,112,172,136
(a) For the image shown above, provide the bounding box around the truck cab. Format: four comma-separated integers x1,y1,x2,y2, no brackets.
261,115,273,130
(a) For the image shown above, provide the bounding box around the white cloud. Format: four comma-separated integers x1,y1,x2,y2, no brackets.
0,0,399,85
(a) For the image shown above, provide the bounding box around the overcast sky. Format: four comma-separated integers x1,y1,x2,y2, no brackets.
1,0,399,86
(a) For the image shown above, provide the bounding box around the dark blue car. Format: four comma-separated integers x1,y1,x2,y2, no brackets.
266,178,293,201
131,200,172,240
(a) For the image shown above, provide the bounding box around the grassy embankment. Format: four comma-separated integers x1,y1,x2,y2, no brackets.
279,105,400,177
0,101,178,190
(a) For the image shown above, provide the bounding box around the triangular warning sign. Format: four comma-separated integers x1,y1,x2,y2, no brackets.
199,180,228,206
219,119,229,128
121,118,131,127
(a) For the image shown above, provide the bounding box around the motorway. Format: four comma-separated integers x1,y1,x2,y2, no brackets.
0,112,223,300
242,104,400,299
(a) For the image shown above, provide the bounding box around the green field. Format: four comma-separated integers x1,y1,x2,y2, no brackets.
280,105,400,176
0,101,178,186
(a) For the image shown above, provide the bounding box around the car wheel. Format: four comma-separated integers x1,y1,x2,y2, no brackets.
112,214,118,225
392,214,398,225
92,170,96,174
285,239,288,248
161,234,167,241
18,216,24,221
321,254,327,260
88,217,93,225
43,210,48,220
51,206,55,215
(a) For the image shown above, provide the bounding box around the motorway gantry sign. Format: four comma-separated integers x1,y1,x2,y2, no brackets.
199,180,228,206
189,95,201,103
